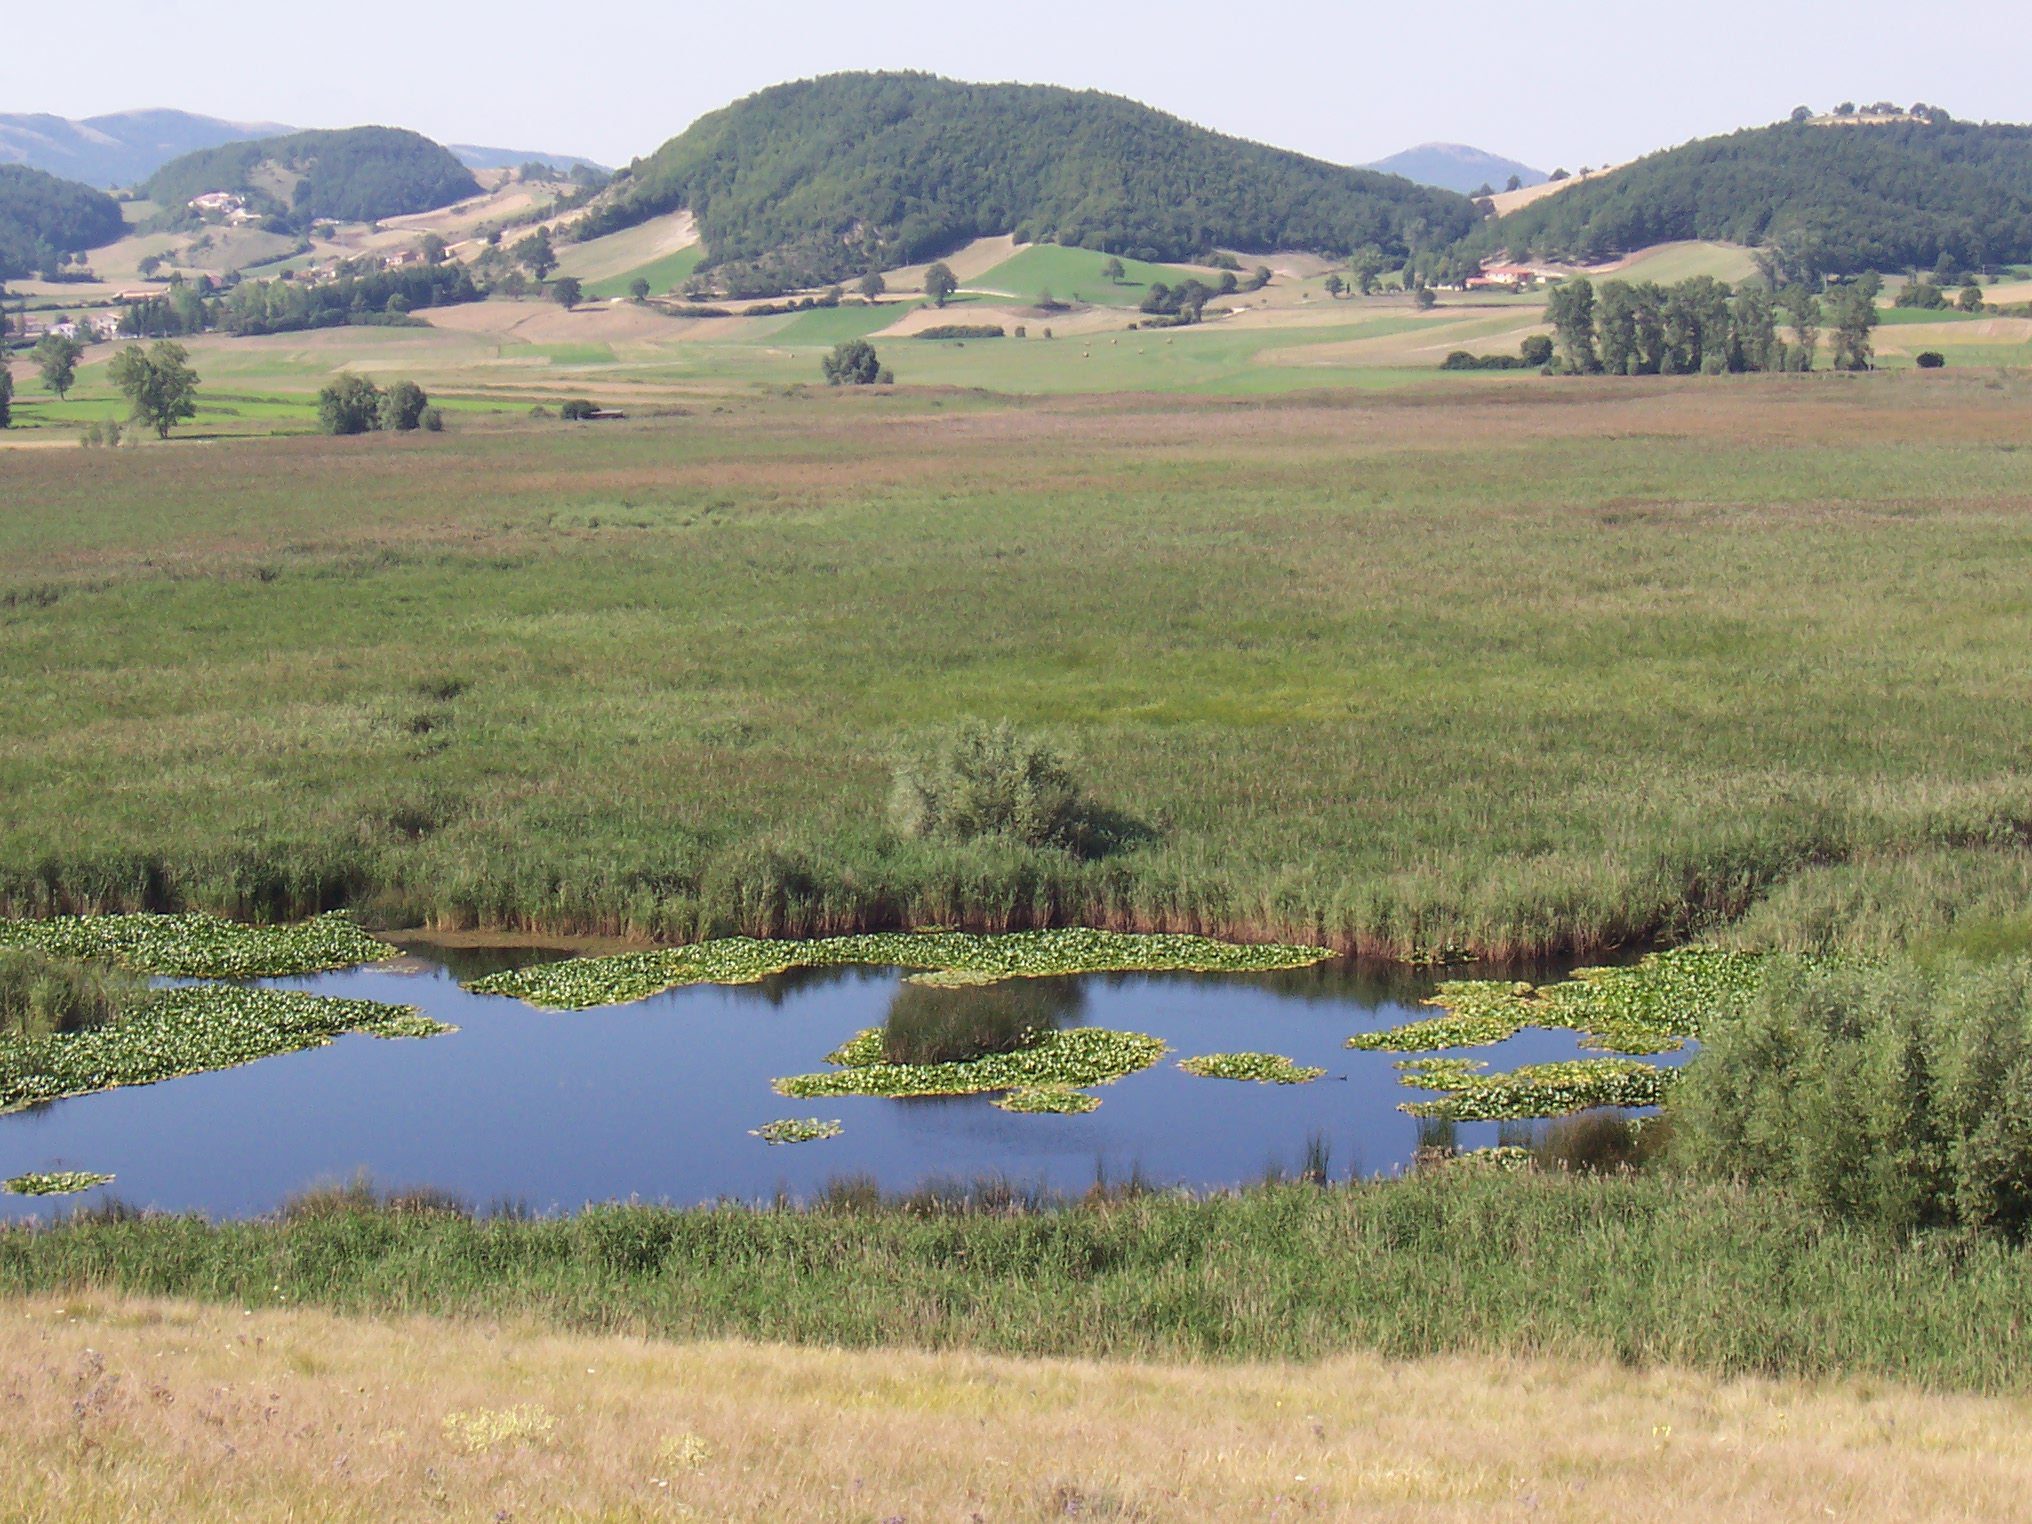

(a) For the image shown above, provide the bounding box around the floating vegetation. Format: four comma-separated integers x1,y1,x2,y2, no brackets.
1349,947,1772,1055
1178,1051,1325,1084
0,912,397,979
825,1029,885,1068
468,929,1330,1010
3,1170,114,1196
992,1086,1101,1114
749,1117,844,1145
1396,1056,1674,1122
0,986,449,1112
776,1027,1165,1101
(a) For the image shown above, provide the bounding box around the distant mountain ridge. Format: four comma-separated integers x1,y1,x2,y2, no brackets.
1364,143,1546,196
143,127,481,227
584,71,1479,294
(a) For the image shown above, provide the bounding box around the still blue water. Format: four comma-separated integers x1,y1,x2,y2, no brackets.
0,949,1688,1219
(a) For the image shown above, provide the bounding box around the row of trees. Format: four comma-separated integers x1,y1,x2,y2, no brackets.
0,340,198,436
1543,275,1879,375
316,374,441,435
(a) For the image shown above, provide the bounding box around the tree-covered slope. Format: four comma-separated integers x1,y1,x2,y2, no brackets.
0,164,125,279
583,73,1477,289
1470,115,2032,275
143,127,480,227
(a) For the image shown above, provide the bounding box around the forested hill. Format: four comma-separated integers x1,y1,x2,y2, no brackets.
0,164,125,280
1469,114,2032,275
581,73,1478,290
143,127,480,227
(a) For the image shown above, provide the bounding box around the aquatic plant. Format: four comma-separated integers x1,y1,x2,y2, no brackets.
1349,947,1773,1055
1396,1055,1674,1122
992,1086,1100,1114
0,948,145,1038
2,1170,114,1196
825,1029,885,1067
1177,1051,1325,1084
749,1117,844,1145
882,977,1077,1064
776,1026,1165,1100
0,912,397,979
469,929,1329,1010
0,987,449,1111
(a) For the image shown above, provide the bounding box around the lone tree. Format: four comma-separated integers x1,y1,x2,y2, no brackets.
317,373,383,436
512,230,557,281
628,277,651,302
1323,272,1345,299
1101,256,1126,283
822,339,891,386
859,270,886,301
924,262,957,308
379,379,430,432
32,332,84,400
108,341,198,439
0,364,12,429
550,276,583,310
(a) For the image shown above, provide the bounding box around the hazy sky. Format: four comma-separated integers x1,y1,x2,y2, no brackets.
4,0,2022,172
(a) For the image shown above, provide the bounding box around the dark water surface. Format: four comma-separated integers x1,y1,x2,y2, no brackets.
0,949,1688,1219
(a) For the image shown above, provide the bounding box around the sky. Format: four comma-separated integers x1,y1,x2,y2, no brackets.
2,0,2024,172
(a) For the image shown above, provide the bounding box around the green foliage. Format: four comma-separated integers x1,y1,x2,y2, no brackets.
581,72,1476,291
468,930,1328,1010
991,1086,1098,1114
1397,1055,1675,1121
108,340,199,438
558,398,600,420
1895,278,1949,310
749,1117,843,1144
550,275,583,309
221,263,478,336
1672,955,2032,1237
143,127,479,229
379,379,430,433
775,1025,1164,1101
0,163,123,280
1468,116,2032,276
821,338,885,385
0,985,446,1111
0,365,11,429
915,324,1004,340
0,948,144,1038
1177,1051,1325,1083
1917,351,1947,369
889,718,1088,850
32,332,84,399
0,912,396,978
317,373,382,436
2,1171,113,1196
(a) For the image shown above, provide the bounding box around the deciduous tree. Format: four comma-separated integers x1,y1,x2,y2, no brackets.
107,341,198,439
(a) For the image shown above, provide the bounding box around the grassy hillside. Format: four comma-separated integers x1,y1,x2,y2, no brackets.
1471,114,2032,274
142,127,480,229
581,71,1477,293
967,244,1201,307
0,163,124,278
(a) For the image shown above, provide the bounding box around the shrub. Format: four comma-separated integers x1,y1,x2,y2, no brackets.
915,324,1004,340
889,718,1088,851
379,378,429,432
1520,334,1555,367
316,373,382,435
881,978,1079,1064
419,405,445,432
559,398,598,420
0,948,144,1039
1916,351,1947,369
821,338,884,385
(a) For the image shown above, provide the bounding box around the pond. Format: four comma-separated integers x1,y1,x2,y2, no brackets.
0,945,1689,1219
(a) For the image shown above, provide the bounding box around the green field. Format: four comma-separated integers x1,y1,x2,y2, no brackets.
4,374,2031,962
967,244,1203,307
582,242,704,300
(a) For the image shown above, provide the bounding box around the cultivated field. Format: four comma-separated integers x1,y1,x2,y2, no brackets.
7,1294,2029,1523
4,374,2031,959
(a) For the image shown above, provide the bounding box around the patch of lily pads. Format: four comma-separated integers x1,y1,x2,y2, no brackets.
0,986,450,1112
1394,1055,1674,1122
467,929,1331,1010
750,1117,843,1145
3,1170,115,1196
1178,1051,1325,1084
992,1086,1100,1114
0,911,397,980
1348,947,1772,1056
776,1026,1165,1104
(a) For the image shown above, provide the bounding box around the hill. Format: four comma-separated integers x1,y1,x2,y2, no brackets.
1365,142,1544,195
448,143,607,174
581,72,1477,292
0,108,291,188
143,126,481,228
0,163,125,278
1466,113,2032,275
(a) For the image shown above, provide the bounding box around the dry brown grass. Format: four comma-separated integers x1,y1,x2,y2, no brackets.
4,1295,2031,1522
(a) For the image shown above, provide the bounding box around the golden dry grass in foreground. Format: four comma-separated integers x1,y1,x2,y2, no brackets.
5,1296,2031,1522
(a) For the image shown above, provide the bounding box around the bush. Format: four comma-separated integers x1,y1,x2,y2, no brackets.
1520,335,1555,367
915,324,1004,340
316,373,382,435
1916,351,1947,369
889,718,1088,851
0,948,144,1039
822,338,885,385
1670,955,2032,1238
379,379,429,432
419,405,445,432
559,398,599,420
881,979,1079,1064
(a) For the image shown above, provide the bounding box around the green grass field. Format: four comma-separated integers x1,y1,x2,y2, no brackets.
4,373,2031,958
582,242,704,300
967,245,1202,307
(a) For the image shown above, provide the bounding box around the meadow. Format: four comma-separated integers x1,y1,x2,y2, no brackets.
5,373,2032,961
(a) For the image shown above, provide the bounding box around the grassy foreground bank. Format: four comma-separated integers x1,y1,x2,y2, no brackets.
6,1173,2030,1392
7,1295,2027,1523
5,378,2032,957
